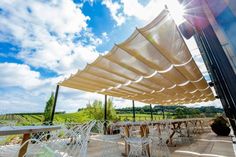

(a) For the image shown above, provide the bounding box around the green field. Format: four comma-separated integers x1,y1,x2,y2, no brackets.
0,112,173,125
118,113,170,121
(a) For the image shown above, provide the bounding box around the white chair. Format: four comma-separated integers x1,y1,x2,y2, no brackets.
187,120,198,139
15,138,58,157
123,122,152,157
67,120,96,157
125,137,151,157
5,121,96,157
0,120,19,156
92,120,107,134
171,121,191,146
99,134,122,157
177,127,191,145
151,121,170,157
92,121,122,157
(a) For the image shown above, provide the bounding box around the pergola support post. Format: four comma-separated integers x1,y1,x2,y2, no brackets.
50,85,60,125
150,104,153,121
162,106,165,119
104,95,107,135
132,100,135,122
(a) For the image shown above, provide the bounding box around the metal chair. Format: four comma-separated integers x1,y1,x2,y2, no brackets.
151,120,171,157
123,121,152,157
92,121,122,157
5,121,96,157
125,137,151,157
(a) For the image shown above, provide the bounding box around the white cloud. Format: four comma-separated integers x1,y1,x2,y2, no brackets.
183,99,222,108
0,62,73,114
0,62,104,113
0,0,105,114
102,0,165,26
112,98,147,108
121,0,165,22
56,88,105,112
102,0,126,26
0,62,68,90
0,0,100,75
102,32,109,41
0,62,109,113
0,62,45,90
0,63,55,114
0,90,45,114
120,0,185,25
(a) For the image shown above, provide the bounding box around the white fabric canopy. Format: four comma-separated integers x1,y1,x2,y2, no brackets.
59,9,215,105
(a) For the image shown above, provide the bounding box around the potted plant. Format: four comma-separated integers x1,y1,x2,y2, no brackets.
211,116,230,136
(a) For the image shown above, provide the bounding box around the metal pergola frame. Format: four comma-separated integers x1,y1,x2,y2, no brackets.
47,4,229,130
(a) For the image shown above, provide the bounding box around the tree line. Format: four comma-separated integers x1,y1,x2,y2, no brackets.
116,105,224,118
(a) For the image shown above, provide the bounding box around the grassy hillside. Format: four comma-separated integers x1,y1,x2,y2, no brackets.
54,111,91,123
0,111,90,125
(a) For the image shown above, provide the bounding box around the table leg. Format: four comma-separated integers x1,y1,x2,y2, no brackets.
168,125,175,146
195,121,198,134
167,122,180,146
18,133,30,157
123,126,130,157
157,124,161,135
185,121,190,137
146,144,150,157
200,120,204,132
140,125,150,157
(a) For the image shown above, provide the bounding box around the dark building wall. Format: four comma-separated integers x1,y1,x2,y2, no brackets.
178,0,236,134
205,0,236,73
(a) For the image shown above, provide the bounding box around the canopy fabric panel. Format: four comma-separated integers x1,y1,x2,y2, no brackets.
59,9,215,105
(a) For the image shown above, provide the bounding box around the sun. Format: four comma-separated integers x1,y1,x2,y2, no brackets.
165,0,186,25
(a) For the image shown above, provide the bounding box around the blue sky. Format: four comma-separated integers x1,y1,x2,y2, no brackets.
0,0,221,114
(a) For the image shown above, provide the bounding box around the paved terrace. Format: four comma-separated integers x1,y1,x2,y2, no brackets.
88,132,235,157
0,130,235,157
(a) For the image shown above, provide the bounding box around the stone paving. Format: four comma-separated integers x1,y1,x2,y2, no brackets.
170,133,235,157
88,132,236,157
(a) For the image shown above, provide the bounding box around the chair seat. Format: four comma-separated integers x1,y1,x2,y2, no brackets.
126,137,151,145
0,144,20,156
100,134,121,140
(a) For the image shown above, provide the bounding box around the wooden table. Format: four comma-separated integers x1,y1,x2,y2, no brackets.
0,125,61,157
